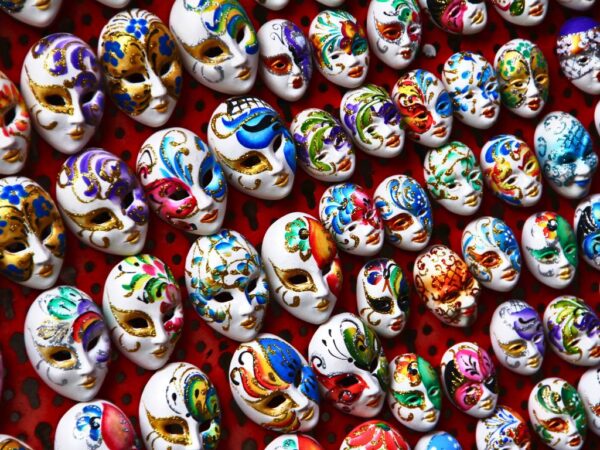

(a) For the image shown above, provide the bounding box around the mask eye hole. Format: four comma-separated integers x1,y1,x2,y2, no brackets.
40,224,52,241
45,94,66,107
198,420,212,434
321,262,332,275
51,349,73,362
87,335,100,352
121,191,134,209
125,73,145,84
80,91,94,104
127,317,150,329
241,154,262,169
272,134,282,152
246,277,257,293
288,272,308,285
293,370,302,387
214,292,233,303
168,188,189,201
201,169,213,189
5,242,26,253
236,27,246,44
505,175,518,185
164,423,185,435
91,210,112,225
163,308,175,324
160,62,172,77
339,375,359,388
266,393,286,409
205,46,224,58
3,106,15,125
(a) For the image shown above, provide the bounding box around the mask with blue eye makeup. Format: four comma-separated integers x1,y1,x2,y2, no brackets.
575,194,600,271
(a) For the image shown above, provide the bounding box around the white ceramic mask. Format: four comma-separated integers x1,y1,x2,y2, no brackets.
0,435,33,450
476,405,532,450
578,368,600,436
340,420,410,450
137,127,227,234
169,0,258,95
229,333,320,432
315,0,346,4
261,212,342,324
265,435,323,450
139,362,222,450
415,432,463,450
0,71,30,175
254,0,289,9
24,286,111,401
185,229,269,342
489,0,546,26
103,254,183,370
575,194,600,271
95,0,131,7
0,0,62,27
555,0,596,9
596,100,600,136
308,313,389,418
557,18,600,94
417,0,486,34
208,97,296,200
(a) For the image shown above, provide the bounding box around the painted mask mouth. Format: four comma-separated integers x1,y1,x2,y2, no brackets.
596,72,600,82
527,98,541,111
126,230,141,245
38,264,54,278
569,436,582,447
201,210,218,223
300,407,315,421
366,395,382,408
80,376,97,389
152,346,168,358
529,1,544,16
432,125,447,138
390,318,404,331
558,267,572,280
337,157,352,172
501,268,518,281
574,176,591,187
366,229,381,246
461,305,477,318
240,316,257,330
527,354,541,368
68,126,85,140
237,67,252,80
386,134,401,147
464,193,479,207
315,298,330,312
400,48,412,59
35,0,51,10
482,106,496,118
412,229,428,243
348,66,364,79
589,346,600,358
480,397,494,410
274,173,290,187
153,101,169,113
424,410,437,422
526,184,539,198
470,9,485,25
291,77,303,89
2,148,22,163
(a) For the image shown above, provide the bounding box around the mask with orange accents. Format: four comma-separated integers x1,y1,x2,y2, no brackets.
0,71,30,175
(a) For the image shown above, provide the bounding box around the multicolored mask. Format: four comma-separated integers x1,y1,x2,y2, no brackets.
24,286,111,401
528,377,587,450
0,0,62,27
229,334,320,432
261,212,342,324
0,435,33,450
475,405,532,450
309,9,369,88
577,368,600,436
490,300,545,376
208,97,296,200
441,342,498,418
140,362,221,449
319,183,384,257
308,313,389,418
185,229,268,342
169,0,258,95
461,217,521,292
0,71,30,175
98,9,182,127
339,421,410,450
56,148,149,255
257,19,312,101
424,141,483,216
418,0,487,34
387,353,442,432
265,435,323,450
415,432,463,450
137,127,227,234
103,254,183,370
489,0,546,26
414,245,480,327
522,211,578,289
494,39,549,118
534,111,598,200
557,18,600,95
574,194,600,271
291,108,355,182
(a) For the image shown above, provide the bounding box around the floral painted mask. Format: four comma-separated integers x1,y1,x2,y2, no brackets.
0,436,33,449
577,368,600,436
0,71,30,175
137,127,227,234
0,0,62,27
415,432,462,450
475,405,532,450
489,0,546,26
575,194,600,271
265,435,323,450
557,18,600,95
103,254,183,371
340,421,410,450
417,0,486,34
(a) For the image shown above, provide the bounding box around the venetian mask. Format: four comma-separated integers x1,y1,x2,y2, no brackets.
21,33,103,155
103,254,183,370
96,0,131,7
574,194,600,271
265,435,323,450
24,286,111,401
392,69,453,147
577,368,600,436
528,377,587,450
413,245,480,327
229,334,320,432
557,18,600,95
415,432,463,450
98,9,182,127
319,183,384,257
309,9,369,88
489,0,546,26
257,19,312,102
475,405,532,450
0,436,32,450
208,97,296,200
255,0,289,9
261,212,342,324
494,39,549,118
137,127,227,234
308,313,389,418
291,108,355,182
388,353,442,432
424,141,483,216
339,421,410,450
555,0,596,9
185,229,268,342
169,0,258,95
139,362,221,449
0,0,62,27
0,177,65,290
534,111,598,200
316,0,346,4
522,211,578,289
0,71,30,175
418,0,486,34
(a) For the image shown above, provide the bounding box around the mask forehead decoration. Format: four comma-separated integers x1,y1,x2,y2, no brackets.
229,334,320,432
415,432,463,450
476,405,532,450
185,229,269,342
577,368,600,436
98,9,182,127
103,254,183,370
308,313,389,418
0,71,30,175
137,127,227,234
557,18,600,95
339,420,410,450
169,0,258,95
0,435,33,450
489,0,546,26
574,194,600,271
417,0,487,34
0,0,62,27
265,435,324,450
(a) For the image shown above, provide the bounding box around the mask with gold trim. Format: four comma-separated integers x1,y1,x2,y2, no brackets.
489,0,547,26
574,194,600,271
417,0,487,35
0,435,33,450
265,435,324,450
340,420,410,450
578,368,600,437
476,405,532,450
0,71,30,175
0,0,62,27
557,18,600,95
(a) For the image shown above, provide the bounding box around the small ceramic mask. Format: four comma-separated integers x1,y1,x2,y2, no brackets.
229,334,320,432
557,18,600,94
0,176,65,290
392,69,453,147
494,39,549,118
489,0,546,26
555,0,596,9
596,100,600,136
308,313,389,418
0,436,33,450
418,0,486,34
261,212,342,324
544,296,600,367
339,421,410,450
137,127,227,234
534,111,598,199
529,378,587,450
21,33,104,155
257,20,312,101
316,0,346,4
140,362,221,449
24,286,111,401
578,368,600,436
476,405,532,450
415,432,462,450
169,0,257,95
95,0,131,7
208,97,296,200
424,141,483,216
522,211,578,289
461,217,521,292
0,71,30,175
265,435,323,450
319,183,384,257
255,0,289,9
490,300,545,375
574,194,600,271
0,0,62,27
56,148,149,256
103,254,183,370
185,229,269,342
309,9,369,89
340,84,405,158
98,9,182,127
388,353,442,432
291,108,355,182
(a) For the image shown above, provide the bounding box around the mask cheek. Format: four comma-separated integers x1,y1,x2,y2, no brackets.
455,382,482,410
0,246,33,282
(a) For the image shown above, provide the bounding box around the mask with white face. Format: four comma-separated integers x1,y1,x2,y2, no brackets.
475,405,532,450
340,420,410,450
578,368,600,436
0,71,30,175
488,0,547,26
0,0,62,27
417,0,487,34
557,18,600,94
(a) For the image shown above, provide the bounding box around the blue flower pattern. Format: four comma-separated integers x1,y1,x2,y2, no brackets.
126,18,149,39
0,184,27,205
102,41,124,67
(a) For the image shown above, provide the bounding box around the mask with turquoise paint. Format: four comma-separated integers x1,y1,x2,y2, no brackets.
574,194,600,271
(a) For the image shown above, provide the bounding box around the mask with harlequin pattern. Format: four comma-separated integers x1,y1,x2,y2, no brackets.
0,71,30,175
475,405,532,450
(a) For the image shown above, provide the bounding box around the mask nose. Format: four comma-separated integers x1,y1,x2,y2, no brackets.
148,71,168,100
151,323,169,346
30,237,51,266
230,43,249,68
77,351,95,377
575,160,592,177
69,101,85,126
